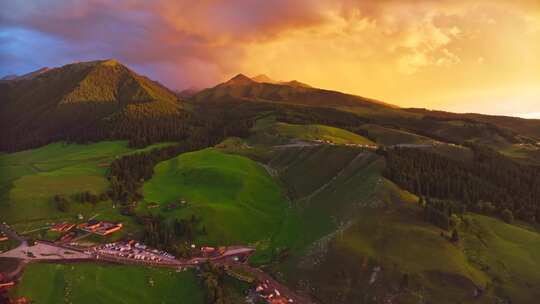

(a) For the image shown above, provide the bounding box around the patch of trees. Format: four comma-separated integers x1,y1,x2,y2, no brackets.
421,197,465,230
137,214,204,258
53,191,110,212
382,146,540,223
53,194,70,212
274,104,369,128
73,191,108,204
199,263,240,304
0,97,258,152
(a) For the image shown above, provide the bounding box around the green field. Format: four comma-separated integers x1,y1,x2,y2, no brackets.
461,214,540,303
274,122,374,145
142,148,295,252
12,263,204,304
0,141,172,234
249,116,374,146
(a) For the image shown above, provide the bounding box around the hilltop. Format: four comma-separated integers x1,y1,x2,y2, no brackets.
251,74,312,88
0,59,182,151
192,73,396,109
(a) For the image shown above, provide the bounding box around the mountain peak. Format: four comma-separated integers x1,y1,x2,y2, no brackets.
283,80,311,88
226,73,254,85
251,74,276,83
101,59,121,66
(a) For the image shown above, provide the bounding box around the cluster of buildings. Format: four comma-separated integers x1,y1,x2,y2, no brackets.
90,241,176,263
256,280,295,304
77,220,123,236
47,219,123,243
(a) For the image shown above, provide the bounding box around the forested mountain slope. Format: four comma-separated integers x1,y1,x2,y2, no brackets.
0,59,182,151
193,74,396,109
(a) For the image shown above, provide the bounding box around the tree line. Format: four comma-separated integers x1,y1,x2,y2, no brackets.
381,146,540,223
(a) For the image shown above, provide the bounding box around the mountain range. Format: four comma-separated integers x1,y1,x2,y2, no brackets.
1,59,539,154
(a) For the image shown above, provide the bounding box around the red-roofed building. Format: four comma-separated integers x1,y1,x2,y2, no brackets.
0,281,15,289
268,297,289,304
79,220,123,236
50,222,75,232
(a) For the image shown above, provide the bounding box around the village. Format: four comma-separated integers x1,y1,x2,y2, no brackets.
0,219,307,304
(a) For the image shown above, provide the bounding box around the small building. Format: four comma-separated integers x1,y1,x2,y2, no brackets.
0,281,15,289
78,220,123,236
50,222,75,232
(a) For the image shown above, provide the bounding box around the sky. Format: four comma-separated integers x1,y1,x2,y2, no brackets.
1,0,539,118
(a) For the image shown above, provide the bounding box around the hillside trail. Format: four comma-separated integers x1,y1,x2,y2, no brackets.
299,152,371,204
272,141,321,149
257,161,294,207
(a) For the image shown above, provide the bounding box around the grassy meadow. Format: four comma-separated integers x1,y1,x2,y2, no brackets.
141,148,296,255
249,116,374,146
460,214,540,303
12,263,204,304
0,141,172,234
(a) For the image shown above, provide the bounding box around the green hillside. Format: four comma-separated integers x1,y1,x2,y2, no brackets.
256,144,540,303
141,148,295,249
12,264,204,304
249,116,374,146
460,214,540,303
275,122,374,145
0,141,171,234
